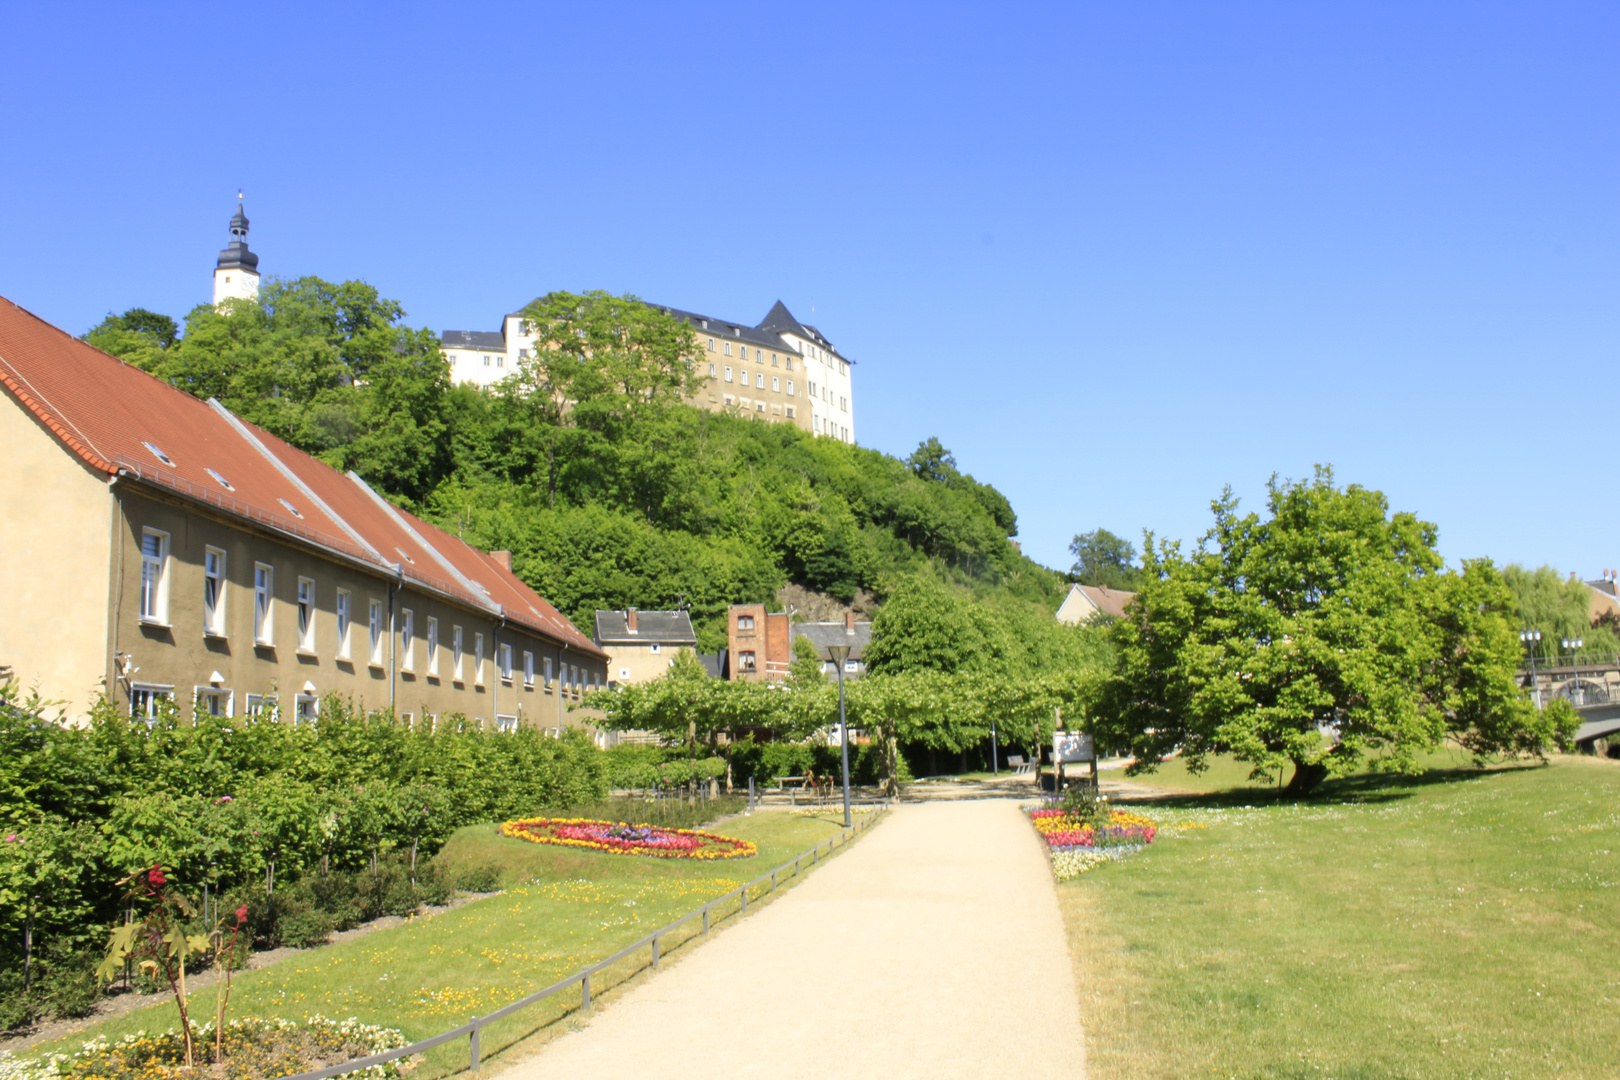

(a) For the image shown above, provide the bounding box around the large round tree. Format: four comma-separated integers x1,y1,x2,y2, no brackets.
1095,467,1574,795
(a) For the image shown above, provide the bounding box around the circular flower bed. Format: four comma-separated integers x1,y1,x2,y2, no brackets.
1027,806,1160,881
500,817,758,860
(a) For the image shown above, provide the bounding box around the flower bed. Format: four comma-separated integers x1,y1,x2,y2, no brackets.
1028,805,1159,881
500,817,758,860
0,1015,409,1080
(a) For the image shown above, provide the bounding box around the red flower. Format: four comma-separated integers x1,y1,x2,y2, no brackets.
147,865,166,888
235,905,249,926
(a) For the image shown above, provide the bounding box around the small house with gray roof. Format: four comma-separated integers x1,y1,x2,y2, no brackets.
594,607,699,686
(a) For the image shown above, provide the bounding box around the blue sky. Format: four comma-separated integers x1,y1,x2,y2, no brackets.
5,2,1616,579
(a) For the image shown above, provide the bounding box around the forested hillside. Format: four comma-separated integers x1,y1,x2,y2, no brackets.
87,281,1067,648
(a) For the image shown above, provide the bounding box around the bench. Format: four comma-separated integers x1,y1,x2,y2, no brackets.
1007,755,1036,776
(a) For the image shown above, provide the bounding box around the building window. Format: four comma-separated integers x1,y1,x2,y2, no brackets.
785,356,793,371
739,347,748,360
756,372,764,389
619,667,630,680
544,656,554,687
518,348,529,359
129,683,174,723
496,714,518,733
475,633,486,685
709,362,716,377
724,395,734,406
841,396,848,411
737,615,755,630
203,547,226,636
139,528,170,624
401,609,415,671
739,651,757,672
845,661,858,672
496,355,504,368
756,402,766,412
808,381,816,397
500,643,513,684
452,626,465,682
244,693,271,719
786,380,794,396
195,686,232,718
336,589,351,658
771,353,778,367
724,342,732,356
524,650,535,687
570,664,579,694
707,338,715,351
297,578,316,653
724,366,733,382
840,360,849,376
294,693,319,724
254,563,274,644
772,376,780,392
650,642,662,654
786,406,795,419
483,355,491,366
369,599,384,666
428,617,440,676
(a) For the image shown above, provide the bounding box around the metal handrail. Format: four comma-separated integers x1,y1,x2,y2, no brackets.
1519,653,1620,672
277,807,890,1080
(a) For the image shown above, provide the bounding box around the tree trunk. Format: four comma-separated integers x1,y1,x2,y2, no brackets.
1284,759,1329,797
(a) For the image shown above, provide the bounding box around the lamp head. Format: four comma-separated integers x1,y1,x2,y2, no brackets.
826,644,852,666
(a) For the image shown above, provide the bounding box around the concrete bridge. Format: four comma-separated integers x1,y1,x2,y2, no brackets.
1518,653,1620,709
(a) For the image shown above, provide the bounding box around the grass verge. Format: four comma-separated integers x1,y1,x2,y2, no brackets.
18,807,877,1078
1063,755,1620,1079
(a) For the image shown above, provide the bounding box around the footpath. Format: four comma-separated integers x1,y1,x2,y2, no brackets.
497,800,1087,1080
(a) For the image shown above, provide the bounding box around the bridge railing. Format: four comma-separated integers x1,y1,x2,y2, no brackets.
1518,652,1620,673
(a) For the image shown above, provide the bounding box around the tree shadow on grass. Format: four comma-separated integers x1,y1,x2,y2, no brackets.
1108,761,1551,811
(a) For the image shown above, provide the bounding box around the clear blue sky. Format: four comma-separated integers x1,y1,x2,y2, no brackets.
5,2,1615,580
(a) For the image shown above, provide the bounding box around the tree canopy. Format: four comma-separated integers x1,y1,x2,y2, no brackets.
1068,528,1143,591
1095,468,1571,795
1499,564,1620,660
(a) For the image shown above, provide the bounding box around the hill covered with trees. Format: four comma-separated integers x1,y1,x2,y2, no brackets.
86,281,1067,649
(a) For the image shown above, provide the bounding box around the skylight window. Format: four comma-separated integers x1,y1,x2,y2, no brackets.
142,441,175,467
205,468,234,491
395,547,415,564
277,498,304,519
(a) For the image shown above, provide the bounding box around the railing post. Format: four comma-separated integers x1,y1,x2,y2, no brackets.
741,887,748,914
703,906,710,934
652,934,660,969
470,1017,480,1071
582,972,591,1012
771,870,777,892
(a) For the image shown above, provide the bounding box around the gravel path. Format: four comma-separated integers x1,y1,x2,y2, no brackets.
497,800,1086,1080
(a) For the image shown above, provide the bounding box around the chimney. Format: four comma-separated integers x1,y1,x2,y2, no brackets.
627,607,639,633
491,550,513,572
845,610,855,634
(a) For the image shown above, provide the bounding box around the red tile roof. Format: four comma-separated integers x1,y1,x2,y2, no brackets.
0,295,604,659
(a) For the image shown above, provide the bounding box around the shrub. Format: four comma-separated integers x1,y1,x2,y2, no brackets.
276,904,336,949
453,863,503,893
0,967,35,1033
40,943,101,1019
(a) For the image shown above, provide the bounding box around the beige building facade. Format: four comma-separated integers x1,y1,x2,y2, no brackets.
0,295,609,729
440,299,857,445
593,608,699,686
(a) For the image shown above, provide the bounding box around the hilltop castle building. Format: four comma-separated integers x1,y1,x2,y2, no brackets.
212,195,260,306
440,299,856,444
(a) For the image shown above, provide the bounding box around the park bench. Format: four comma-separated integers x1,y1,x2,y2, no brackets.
1007,755,1036,776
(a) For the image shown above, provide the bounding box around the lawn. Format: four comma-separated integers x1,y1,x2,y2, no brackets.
20,807,872,1078
1062,755,1620,1079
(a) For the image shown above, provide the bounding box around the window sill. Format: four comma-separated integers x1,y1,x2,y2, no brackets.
369,662,385,672
453,679,465,687
204,630,228,641
336,653,351,663
501,678,513,687
140,617,172,629
254,638,275,649
297,649,319,658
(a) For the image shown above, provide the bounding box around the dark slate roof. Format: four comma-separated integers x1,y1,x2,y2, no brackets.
440,329,506,349
790,621,872,659
698,649,728,679
651,300,853,365
594,609,698,645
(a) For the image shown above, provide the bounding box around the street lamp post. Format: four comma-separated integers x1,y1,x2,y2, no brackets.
1563,636,1585,706
826,644,852,828
1521,630,1542,709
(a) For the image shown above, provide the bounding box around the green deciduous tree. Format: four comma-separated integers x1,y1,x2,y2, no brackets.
1096,468,1556,796
1068,528,1143,591
1500,564,1620,660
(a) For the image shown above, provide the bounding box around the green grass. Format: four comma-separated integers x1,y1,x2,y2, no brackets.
23,808,872,1077
1062,755,1620,1079
1110,745,1494,794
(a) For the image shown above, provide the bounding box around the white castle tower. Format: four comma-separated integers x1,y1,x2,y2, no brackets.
212,193,260,305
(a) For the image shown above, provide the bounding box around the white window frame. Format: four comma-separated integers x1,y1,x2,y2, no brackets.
707,337,716,351
756,372,765,389
368,598,384,666
724,342,732,355
201,546,227,636
401,608,415,671
254,563,274,645
129,682,174,724
194,686,233,718
294,693,319,725
773,376,780,392
786,380,794,396
475,633,486,686
297,577,317,654
428,617,440,677
543,656,554,688
500,642,513,684
724,366,733,382
453,625,465,683
243,692,272,720
139,528,170,625
496,714,519,733
708,362,716,377
619,666,631,680
524,650,535,687
336,588,352,659
650,643,662,654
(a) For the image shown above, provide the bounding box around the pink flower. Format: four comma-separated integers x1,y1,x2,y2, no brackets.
3,834,21,844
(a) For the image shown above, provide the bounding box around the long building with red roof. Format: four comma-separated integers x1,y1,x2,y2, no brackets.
0,293,608,729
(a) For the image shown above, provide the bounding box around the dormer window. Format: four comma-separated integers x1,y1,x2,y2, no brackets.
142,441,175,467
205,468,234,491
277,498,304,519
